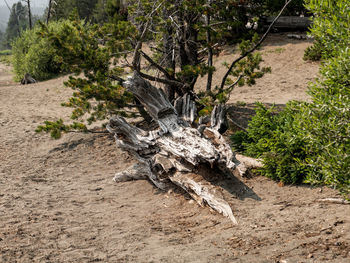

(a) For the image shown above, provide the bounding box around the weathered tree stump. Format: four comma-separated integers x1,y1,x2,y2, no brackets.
20,73,37,85
107,72,247,224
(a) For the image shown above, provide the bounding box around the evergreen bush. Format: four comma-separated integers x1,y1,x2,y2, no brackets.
12,20,82,81
303,40,323,61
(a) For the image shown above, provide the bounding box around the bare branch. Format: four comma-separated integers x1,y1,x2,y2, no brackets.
3,0,11,11
220,0,293,90
139,50,172,80
227,75,243,91
209,21,227,27
109,75,126,84
317,198,350,205
198,43,219,55
137,71,184,88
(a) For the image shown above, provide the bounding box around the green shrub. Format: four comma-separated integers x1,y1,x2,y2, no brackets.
232,0,350,197
231,16,350,197
303,40,323,61
12,20,84,81
302,48,350,195
304,0,350,61
231,102,310,184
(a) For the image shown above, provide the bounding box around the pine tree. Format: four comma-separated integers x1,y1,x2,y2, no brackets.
5,2,28,47
93,0,128,24
36,0,295,138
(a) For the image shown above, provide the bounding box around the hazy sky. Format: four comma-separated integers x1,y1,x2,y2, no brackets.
2,0,49,8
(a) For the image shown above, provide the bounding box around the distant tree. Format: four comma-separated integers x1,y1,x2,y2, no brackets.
93,0,128,24
5,2,28,48
77,0,99,20
46,0,54,24
53,0,98,20
22,0,33,30
0,30,5,50
52,0,75,19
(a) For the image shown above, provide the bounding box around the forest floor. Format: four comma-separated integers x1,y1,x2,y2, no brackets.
1,33,349,263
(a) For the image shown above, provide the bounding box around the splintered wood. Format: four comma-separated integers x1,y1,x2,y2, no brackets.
107,72,247,224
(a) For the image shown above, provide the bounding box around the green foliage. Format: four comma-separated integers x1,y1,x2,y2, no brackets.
303,39,323,61
303,48,350,195
198,34,271,113
231,102,310,184
232,56,350,195
11,20,79,81
0,54,12,65
232,0,350,197
94,0,128,24
36,18,137,138
36,119,87,139
0,49,12,65
53,0,98,21
304,0,350,61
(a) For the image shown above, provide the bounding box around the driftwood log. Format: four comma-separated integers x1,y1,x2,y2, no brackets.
263,16,312,30
107,72,249,224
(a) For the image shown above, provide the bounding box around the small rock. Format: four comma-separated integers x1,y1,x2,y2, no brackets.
307,253,313,259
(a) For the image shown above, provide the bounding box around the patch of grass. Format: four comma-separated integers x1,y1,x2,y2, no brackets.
235,101,247,107
0,49,12,56
265,47,286,54
0,55,12,65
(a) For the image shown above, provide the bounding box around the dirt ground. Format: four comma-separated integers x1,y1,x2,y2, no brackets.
1,33,349,263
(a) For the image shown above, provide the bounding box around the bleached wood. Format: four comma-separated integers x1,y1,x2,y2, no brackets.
108,72,242,223
317,198,350,205
21,73,36,85
210,104,228,134
170,172,238,224
235,154,263,177
114,163,148,182
174,93,197,124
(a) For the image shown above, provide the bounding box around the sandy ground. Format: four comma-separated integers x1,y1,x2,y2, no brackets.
1,33,349,263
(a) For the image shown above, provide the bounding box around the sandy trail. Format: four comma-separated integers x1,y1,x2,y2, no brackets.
1,34,349,262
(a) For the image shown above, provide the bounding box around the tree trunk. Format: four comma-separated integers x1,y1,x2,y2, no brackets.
26,0,32,30
206,6,213,92
46,0,52,24
107,72,247,224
